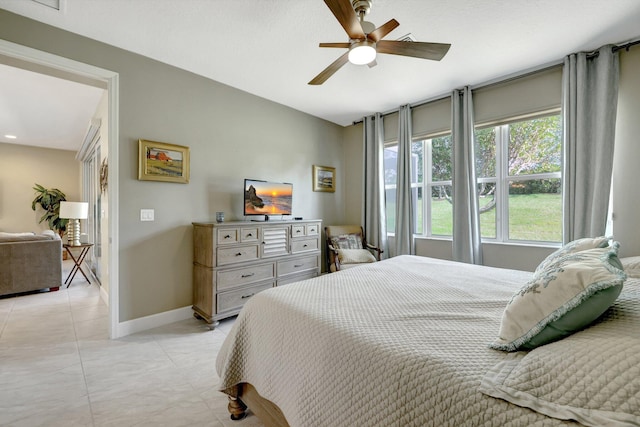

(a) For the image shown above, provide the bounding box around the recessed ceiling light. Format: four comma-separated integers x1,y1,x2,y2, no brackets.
4,135,17,139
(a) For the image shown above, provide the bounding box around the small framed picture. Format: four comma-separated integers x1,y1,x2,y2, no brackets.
138,139,190,184
312,165,336,193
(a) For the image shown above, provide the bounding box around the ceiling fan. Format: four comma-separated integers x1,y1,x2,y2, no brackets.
309,0,451,85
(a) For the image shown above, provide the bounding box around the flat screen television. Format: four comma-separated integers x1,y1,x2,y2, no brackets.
244,179,293,217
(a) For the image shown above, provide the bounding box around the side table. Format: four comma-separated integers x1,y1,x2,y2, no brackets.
63,243,93,287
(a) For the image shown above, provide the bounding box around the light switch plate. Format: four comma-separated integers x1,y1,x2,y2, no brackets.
140,209,154,221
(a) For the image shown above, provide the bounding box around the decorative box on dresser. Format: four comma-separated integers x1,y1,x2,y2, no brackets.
192,219,321,328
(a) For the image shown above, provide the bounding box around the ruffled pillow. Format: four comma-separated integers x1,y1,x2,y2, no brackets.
490,241,626,352
535,236,610,274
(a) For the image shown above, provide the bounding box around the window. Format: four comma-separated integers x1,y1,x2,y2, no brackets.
384,134,452,236
477,114,562,243
384,113,562,244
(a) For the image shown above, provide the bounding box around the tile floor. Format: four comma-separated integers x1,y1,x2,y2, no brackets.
0,260,264,427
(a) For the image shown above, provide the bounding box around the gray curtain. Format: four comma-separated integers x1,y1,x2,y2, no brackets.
363,113,388,259
562,45,619,243
451,87,483,264
395,105,415,255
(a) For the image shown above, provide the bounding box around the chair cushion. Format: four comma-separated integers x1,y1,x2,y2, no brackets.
0,232,53,243
337,249,376,264
331,234,363,250
0,231,35,238
490,240,626,352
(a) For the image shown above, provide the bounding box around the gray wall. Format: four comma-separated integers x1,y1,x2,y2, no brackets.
0,142,81,235
0,10,344,322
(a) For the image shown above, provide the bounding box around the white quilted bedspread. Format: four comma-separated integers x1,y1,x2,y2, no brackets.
216,255,635,426
480,276,640,426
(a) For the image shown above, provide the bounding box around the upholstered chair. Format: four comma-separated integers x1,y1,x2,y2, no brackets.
324,225,383,272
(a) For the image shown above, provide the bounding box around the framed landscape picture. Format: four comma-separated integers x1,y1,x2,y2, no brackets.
312,165,336,193
138,139,190,183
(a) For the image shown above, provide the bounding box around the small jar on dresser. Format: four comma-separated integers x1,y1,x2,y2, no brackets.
192,219,321,328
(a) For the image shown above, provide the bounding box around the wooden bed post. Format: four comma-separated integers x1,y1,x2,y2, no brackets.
227,395,247,420
227,383,290,426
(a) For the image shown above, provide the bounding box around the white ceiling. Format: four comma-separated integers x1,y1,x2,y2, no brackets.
1,0,640,151
0,62,104,150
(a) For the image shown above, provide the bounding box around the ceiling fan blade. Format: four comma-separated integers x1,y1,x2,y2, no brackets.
308,52,350,85
324,0,365,40
376,40,451,61
367,19,399,43
319,42,351,49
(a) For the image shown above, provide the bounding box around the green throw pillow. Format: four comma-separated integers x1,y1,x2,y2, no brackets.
490,241,626,352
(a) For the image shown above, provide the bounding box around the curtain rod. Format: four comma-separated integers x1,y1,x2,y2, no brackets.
586,38,640,58
613,38,640,52
352,92,449,125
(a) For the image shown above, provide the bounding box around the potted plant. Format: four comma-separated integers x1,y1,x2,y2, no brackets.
31,183,69,239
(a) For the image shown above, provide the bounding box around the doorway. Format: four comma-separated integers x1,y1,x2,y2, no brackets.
0,38,121,338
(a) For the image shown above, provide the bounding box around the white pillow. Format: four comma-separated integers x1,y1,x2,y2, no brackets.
535,236,610,274
621,256,640,278
337,248,376,264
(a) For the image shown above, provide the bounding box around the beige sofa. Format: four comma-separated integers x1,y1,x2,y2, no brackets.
0,232,62,296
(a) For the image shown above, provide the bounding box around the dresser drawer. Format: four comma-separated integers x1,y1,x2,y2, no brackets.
217,281,274,313
217,263,275,291
277,270,318,286
291,238,318,253
291,225,306,237
278,255,319,276
240,227,259,242
217,228,239,245
217,245,259,265
306,223,320,236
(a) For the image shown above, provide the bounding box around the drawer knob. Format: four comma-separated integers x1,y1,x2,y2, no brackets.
296,230,301,233
241,293,255,299
235,252,243,256
224,235,231,239
303,244,308,247
241,273,255,278
247,233,253,237
294,264,303,268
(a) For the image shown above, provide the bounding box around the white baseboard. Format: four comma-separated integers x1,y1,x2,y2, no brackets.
116,306,193,337
99,285,109,305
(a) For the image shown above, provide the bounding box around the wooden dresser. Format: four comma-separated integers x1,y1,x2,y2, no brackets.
192,219,321,328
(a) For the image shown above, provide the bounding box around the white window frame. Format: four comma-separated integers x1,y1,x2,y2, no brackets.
385,110,562,245
478,111,562,244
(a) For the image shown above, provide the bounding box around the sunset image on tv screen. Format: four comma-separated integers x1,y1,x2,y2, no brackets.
244,180,292,215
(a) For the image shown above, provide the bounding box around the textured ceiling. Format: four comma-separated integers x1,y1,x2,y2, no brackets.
1,0,640,150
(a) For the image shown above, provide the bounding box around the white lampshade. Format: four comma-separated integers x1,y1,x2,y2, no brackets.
348,41,376,65
59,201,89,219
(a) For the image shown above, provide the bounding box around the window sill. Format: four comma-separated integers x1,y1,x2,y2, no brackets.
388,234,561,249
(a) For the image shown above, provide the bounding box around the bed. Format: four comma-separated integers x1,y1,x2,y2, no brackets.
216,251,640,427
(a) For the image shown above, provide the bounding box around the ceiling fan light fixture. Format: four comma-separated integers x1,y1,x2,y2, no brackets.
348,41,376,65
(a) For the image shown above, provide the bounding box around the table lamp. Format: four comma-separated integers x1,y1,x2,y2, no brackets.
59,201,89,246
